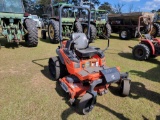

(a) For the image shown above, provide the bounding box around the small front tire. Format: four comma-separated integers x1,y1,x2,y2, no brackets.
78,93,96,115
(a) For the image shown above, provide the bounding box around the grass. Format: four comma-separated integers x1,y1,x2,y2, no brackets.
0,32,160,120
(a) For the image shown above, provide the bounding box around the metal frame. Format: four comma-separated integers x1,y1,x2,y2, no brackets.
59,5,91,47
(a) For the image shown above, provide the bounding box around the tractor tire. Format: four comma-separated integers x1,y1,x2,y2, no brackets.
119,29,131,40
100,23,111,39
132,44,150,60
74,21,83,33
48,19,60,44
24,19,38,47
41,30,46,39
78,93,96,115
84,24,97,43
150,23,160,38
49,56,67,80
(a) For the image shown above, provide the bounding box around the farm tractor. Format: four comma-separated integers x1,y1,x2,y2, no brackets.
0,0,38,47
79,0,111,42
48,5,131,114
132,16,160,60
41,2,83,43
153,12,160,36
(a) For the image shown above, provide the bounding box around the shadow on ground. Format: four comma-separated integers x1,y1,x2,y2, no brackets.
32,58,131,119
39,38,51,44
0,38,28,49
109,82,160,105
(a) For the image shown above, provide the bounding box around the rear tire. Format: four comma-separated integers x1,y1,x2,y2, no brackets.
150,23,160,38
100,23,111,39
84,24,97,43
132,44,150,60
119,29,131,40
48,19,59,44
78,93,96,115
24,19,38,47
48,56,67,80
74,22,83,33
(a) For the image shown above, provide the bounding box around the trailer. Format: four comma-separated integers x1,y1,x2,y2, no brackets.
108,12,160,39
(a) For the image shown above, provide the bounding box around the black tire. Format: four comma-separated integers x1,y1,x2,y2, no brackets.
48,19,59,44
150,23,160,38
84,24,97,43
24,19,38,47
100,23,111,39
132,44,150,60
78,93,96,115
119,29,131,40
48,56,67,80
119,80,130,96
74,21,83,33
41,30,46,39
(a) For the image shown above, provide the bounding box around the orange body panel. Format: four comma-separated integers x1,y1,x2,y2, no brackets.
59,40,120,99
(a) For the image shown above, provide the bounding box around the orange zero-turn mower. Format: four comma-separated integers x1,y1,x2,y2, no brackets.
48,5,131,115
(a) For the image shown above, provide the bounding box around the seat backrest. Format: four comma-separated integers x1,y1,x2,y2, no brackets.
71,33,88,49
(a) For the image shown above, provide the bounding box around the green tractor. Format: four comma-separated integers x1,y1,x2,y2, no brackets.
42,2,83,43
79,0,111,42
0,0,38,47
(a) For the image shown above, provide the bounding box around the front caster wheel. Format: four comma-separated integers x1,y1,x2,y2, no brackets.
78,93,96,115
120,80,131,96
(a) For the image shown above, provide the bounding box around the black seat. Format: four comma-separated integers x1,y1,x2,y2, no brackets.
71,33,98,58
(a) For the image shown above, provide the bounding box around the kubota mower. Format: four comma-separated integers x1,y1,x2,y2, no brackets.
132,16,160,60
49,5,131,115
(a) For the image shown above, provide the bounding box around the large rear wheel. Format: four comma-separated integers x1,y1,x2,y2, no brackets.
48,20,59,44
49,56,67,80
84,24,97,43
101,23,111,39
74,21,83,33
132,44,150,60
150,23,160,38
24,19,38,47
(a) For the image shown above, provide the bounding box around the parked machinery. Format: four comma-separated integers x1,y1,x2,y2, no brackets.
41,2,83,43
49,5,131,115
132,16,160,60
0,0,38,47
79,0,111,42
108,12,160,40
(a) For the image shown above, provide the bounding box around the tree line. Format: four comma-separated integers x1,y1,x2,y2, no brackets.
22,0,160,16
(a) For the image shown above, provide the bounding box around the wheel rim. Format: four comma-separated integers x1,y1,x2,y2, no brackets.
135,48,144,58
49,24,54,39
150,26,156,36
49,60,56,79
121,31,127,38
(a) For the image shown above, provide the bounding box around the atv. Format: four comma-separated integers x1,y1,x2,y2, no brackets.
49,5,131,115
132,16,160,60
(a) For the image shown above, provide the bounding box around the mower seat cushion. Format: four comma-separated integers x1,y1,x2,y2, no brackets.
75,47,98,58
71,33,89,49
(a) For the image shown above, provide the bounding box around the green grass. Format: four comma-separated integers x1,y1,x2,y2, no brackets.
0,32,160,120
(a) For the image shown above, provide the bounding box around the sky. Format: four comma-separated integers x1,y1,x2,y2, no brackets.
99,0,160,13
